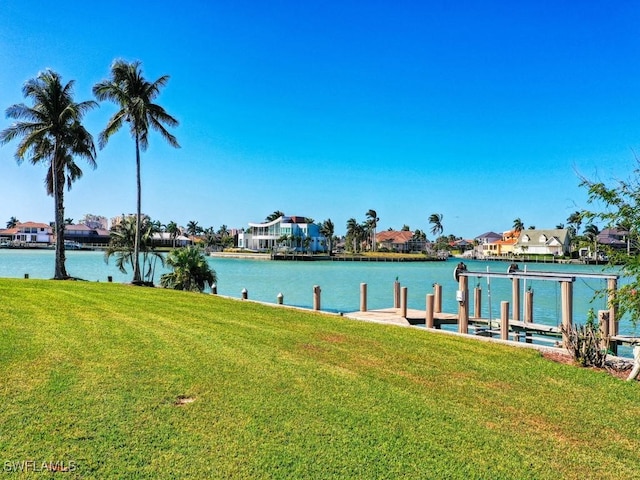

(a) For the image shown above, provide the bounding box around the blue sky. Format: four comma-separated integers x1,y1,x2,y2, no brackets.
1,1,639,238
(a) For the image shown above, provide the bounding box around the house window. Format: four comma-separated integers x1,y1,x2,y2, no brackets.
522,235,530,242
538,235,547,242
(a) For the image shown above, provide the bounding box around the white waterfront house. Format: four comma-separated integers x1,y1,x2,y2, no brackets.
0,221,53,245
238,216,326,253
513,229,571,256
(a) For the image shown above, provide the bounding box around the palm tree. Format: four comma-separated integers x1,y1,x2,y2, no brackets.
346,218,365,253
411,229,427,253
105,215,164,284
266,210,284,222
512,217,524,234
412,229,427,241
160,246,217,292
93,59,179,284
5,217,19,229
366,209,379,252
0,70,97,279
584,224,600,259
186,220,201,236
429,213,444,237
166,220,178,248
567,211,582,235
320,218,335,254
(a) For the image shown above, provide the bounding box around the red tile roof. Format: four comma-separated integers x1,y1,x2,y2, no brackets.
376,230,414,244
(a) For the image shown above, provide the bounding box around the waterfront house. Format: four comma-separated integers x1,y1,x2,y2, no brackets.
474,231,502,258
597,228,629,251
0,222,53,246
514,228,570,256
64,224,111,246
238,216,326,252
485,229,520,257
151,232,192,248
375,230,427,253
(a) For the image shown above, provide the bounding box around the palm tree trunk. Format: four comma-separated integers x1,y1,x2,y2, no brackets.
132,135,142,284
53,157,68,279
372,227,376,252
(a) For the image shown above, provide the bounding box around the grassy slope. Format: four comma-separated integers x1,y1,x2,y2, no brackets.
0,279,638,479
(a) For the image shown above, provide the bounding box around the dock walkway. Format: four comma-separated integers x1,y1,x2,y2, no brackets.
344,308,561,341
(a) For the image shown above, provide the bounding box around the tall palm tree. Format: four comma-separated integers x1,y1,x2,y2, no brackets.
320,218,335,254
186,220,201,236
166,220,178,248
366,209,379,252
512,217,524,234
5,217,19,229
1,70,96,279
93,59,179,284
567,211,582,235
584,224,600,259
429,213,444,237
266,210,284,222
346,218,365,253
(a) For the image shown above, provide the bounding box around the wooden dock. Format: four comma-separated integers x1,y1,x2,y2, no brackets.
344,308,562,342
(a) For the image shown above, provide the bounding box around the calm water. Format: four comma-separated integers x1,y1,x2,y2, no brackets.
1,249,636,349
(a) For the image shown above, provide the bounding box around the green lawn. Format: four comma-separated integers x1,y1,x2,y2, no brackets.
0,279,638,479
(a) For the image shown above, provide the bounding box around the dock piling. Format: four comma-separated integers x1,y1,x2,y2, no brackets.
313,285,321,311
457,275,469,334
524,289,533,343
393,280,400,309
360,283,367,312
474,287,482,319
500,301,510,341
598,310,609,341
433,283,442,313
400,287,408,318
426,294,435,328
512,277,520,321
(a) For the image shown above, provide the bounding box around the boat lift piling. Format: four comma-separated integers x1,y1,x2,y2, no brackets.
458,268,619,348
344,268,634,354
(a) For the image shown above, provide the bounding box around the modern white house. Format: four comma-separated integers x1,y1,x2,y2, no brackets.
513,229,571,256
238,216,326,252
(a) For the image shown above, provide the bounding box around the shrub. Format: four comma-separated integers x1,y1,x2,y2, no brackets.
562,309,609,367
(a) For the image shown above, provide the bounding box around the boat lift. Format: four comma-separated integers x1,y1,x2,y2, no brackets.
456,267,620,349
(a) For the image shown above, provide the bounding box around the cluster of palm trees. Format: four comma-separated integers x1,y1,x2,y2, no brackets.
0,60,179,282
344,211,444,253
344,210,378,253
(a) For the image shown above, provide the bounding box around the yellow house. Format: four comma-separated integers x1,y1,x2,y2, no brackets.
489,230,520,256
